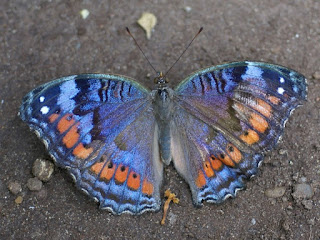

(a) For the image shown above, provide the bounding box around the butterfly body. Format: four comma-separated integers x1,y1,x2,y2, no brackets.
20,61,307,214
151,77,174,164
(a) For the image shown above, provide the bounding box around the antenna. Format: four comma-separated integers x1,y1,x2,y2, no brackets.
126,27,158,74
164,27,203,77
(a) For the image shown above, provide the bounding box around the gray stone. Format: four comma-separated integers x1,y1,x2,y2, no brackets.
281,219,290,231
27,177,43,191
278,149,288,155
8,181,22,195
307,218,315,225
32,158,54,182
265,187,286,198
299,177,307,183
313,71,320,80
251,218,256,225
168,212,177,225
184,6,192,12
292,183,314,200
301,200,313,210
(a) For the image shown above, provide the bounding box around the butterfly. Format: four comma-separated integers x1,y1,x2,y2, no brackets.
19,61,307,215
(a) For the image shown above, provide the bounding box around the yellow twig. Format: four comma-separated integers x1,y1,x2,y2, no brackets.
161,189,179,225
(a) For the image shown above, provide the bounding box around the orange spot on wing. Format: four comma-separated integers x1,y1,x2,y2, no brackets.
56,113,93,159
57,114,75,133
234,102,246,114
142,179,154,196
203,160,214,177
49,113,59,123
90,160,105,175
250,113,268,133
63,124,80,148
196,171,206,188
240,129,259,145
268,96,281,105
227,144,242,163
73,143,93,159
114,164,129,184
253,99,272,118
219,153,235,167
127,171,140,191
100,161,116,181
210,156,223,170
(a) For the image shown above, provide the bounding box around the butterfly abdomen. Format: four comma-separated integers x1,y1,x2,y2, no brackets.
152,88,175,164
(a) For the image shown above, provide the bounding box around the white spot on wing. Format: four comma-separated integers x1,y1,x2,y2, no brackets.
39,96,45,102
57,79,79,110
277,87,285,95
241,65,266,88
280,77,285,83
40,106,50,114
244,66,263,78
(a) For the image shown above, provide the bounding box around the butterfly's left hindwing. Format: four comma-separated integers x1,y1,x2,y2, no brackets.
20,74,163,215
172,62,306,205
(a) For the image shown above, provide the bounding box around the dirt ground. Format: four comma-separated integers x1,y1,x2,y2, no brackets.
1,0,319,239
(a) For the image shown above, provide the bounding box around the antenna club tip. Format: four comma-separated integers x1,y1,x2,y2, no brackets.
199,27,203,33
126,27,131,33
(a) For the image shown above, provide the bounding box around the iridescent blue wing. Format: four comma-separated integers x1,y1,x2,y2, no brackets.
171,61,307,205
20,74,163,214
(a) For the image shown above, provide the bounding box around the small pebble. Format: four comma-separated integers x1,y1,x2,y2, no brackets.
292,173,299,181
307,218,315,225
301,200,313,210
251,218,256,225
184,6,192,12
15,196,23,204
80,9,90,19
282,220,290,231
270,198,276,205
299,177,307,183
168,212,177,225
27,177,43,191
292,183,314,200
8,181,22,195
265,187,286,198
313,71,320,80
32,158,54,182
36,188,48,200
278,149,288,155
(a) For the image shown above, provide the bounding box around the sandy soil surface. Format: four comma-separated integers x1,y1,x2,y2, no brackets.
0,1,319,239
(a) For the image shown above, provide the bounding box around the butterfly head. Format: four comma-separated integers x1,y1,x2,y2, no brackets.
154,72,168,89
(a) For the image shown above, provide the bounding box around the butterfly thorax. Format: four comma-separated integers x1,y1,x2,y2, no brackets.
152,71,173,122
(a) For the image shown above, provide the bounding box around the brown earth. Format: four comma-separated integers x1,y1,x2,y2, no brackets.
0,1,319,239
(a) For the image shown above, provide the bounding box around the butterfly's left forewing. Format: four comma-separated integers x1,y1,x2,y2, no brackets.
20,74,163,214
171,62,307,205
